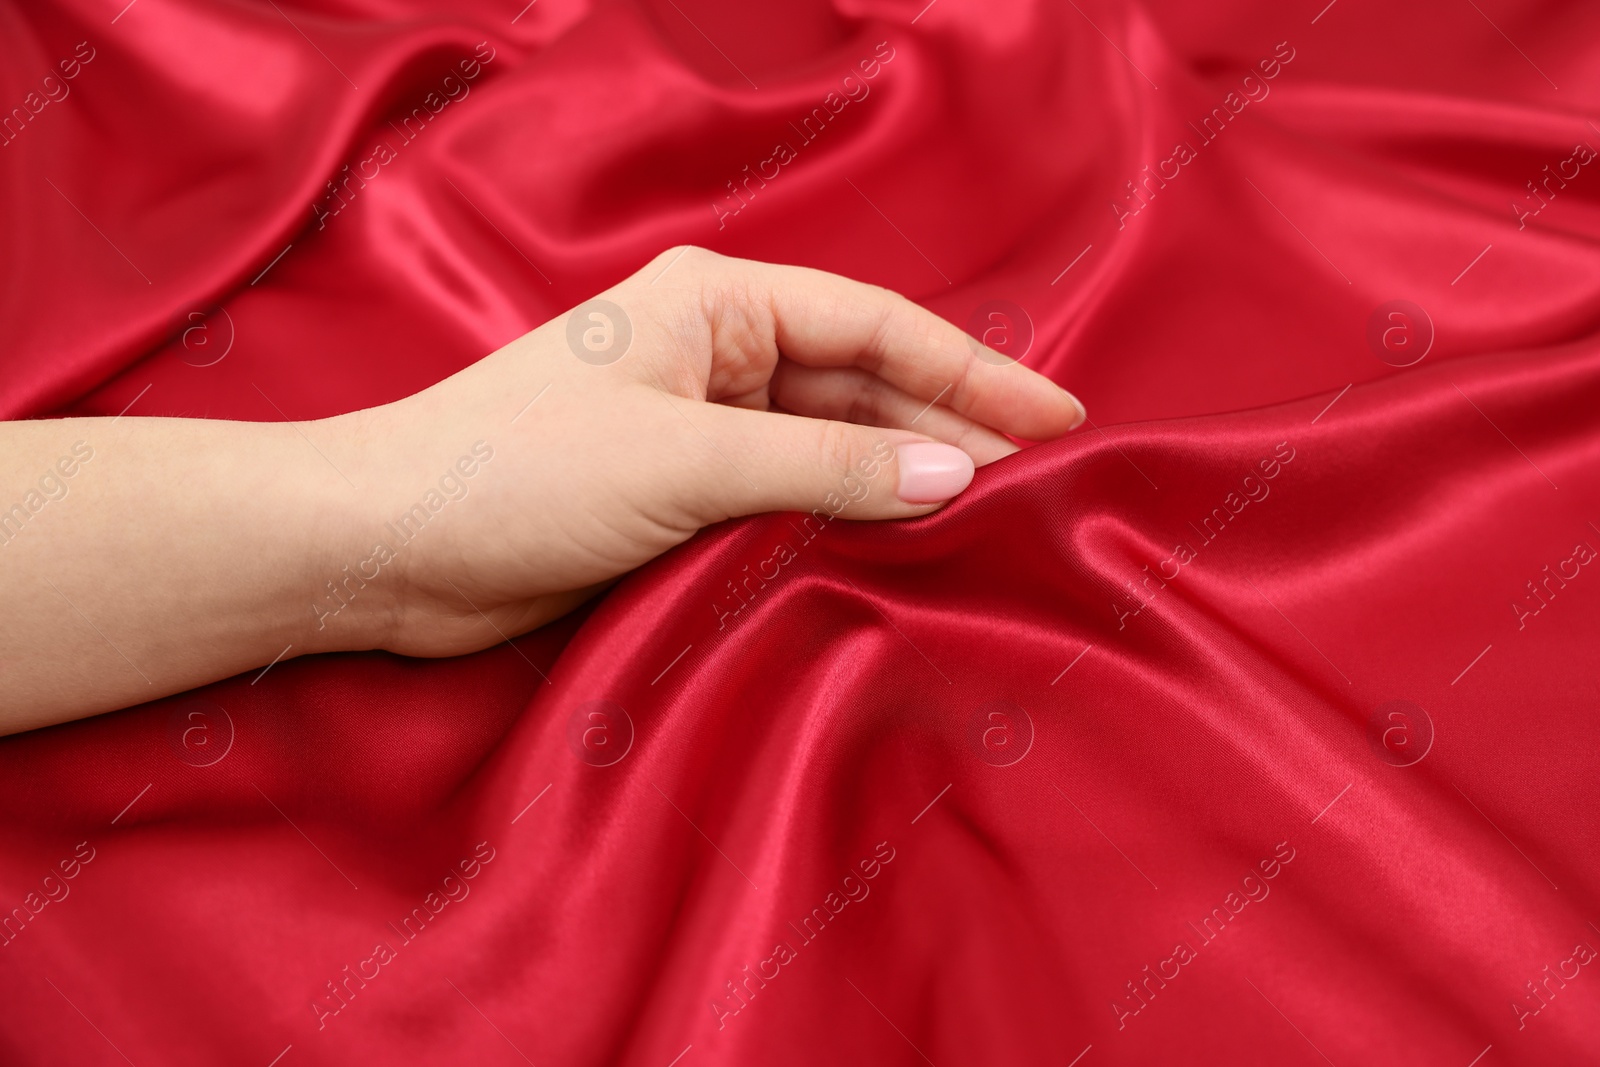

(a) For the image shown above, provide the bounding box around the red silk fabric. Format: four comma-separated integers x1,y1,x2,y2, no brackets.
4,0,1600,1063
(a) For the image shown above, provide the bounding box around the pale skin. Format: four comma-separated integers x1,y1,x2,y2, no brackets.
1,247,1084,735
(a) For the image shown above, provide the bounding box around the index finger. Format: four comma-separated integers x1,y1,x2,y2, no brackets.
631,246,1086,442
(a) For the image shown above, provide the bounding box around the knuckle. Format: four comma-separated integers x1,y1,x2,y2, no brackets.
665,244,715,269
856,303,898,377
816,419,861,479
637,244,717,287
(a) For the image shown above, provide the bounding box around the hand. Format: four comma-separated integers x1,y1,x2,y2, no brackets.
342,246,1086,657
0,247,1083,732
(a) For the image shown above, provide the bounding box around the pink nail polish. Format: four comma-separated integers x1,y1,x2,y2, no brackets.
896,443,975,504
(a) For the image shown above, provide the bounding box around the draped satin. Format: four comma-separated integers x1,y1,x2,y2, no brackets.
4,0,1600,1063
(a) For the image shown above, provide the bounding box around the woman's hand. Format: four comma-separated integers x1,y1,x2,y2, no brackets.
0,248,1082,733
342,247,1085,657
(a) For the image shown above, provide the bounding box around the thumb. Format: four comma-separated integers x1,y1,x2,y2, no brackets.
688,403,977,522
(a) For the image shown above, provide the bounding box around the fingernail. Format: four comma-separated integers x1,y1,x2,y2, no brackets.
896,442,975,504
1064,389,1088,430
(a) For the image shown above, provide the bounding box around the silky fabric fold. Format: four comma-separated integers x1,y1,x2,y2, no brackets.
2,0,1599,1063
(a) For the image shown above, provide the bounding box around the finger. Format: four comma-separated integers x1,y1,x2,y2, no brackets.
769,360,1020,465
626,247,1087,442
684,403,976,523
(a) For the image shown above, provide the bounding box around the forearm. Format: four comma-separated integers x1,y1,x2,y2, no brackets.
0,413,385,734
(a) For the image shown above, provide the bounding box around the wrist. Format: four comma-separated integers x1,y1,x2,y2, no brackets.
291,410,408,658
301,398,507,658
310,391,524,659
